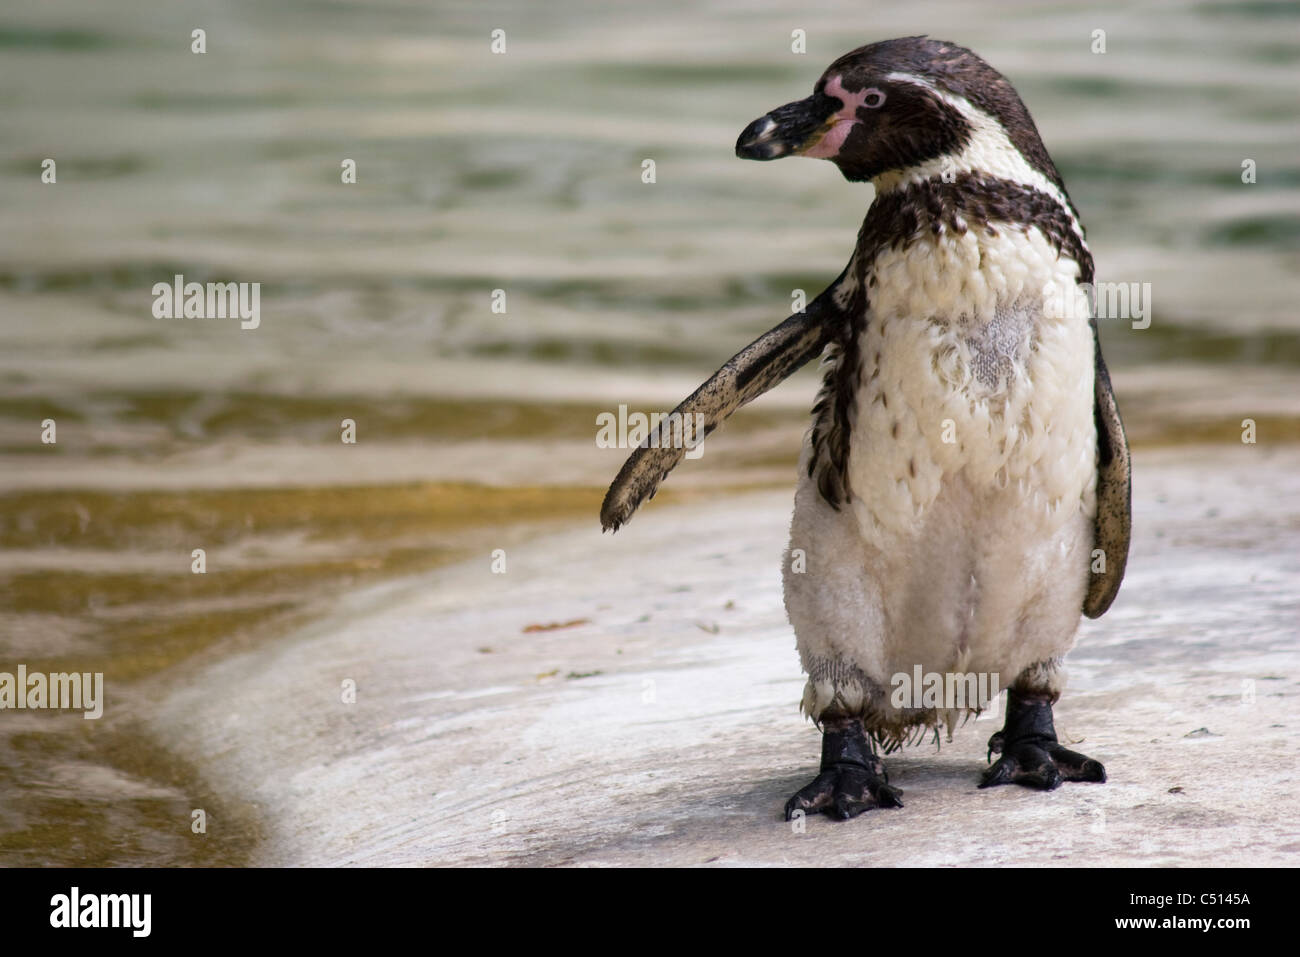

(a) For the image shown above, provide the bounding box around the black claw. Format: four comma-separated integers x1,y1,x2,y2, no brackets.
1018,754,1063,791
875,783,905,808
985,731,1005,763
784,768,838,819
1047,744,1108,783
979,756,1016,789
832,793,869,820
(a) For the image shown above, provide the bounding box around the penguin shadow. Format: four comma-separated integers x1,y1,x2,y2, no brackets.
739,757,988,823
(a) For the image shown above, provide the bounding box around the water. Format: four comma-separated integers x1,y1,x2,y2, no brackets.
0,0,1297,864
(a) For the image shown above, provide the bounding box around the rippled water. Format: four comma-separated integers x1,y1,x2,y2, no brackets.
0,0,1297,864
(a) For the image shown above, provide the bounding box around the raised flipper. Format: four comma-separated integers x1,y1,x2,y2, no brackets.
1084,319,1131,618
600,275,849,532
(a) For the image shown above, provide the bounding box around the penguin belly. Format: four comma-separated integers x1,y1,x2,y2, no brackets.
784,226,1098,742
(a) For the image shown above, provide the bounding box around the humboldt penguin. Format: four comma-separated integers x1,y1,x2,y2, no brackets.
601,36,1131,821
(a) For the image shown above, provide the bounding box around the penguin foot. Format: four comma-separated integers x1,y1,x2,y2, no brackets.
979,691,1106,790
784,718,903,821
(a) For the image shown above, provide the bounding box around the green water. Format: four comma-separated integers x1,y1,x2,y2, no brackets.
0,0,1297,865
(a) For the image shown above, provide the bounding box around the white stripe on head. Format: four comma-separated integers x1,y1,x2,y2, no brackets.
873,72,1083,240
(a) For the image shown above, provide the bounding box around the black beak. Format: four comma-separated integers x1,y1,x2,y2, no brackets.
735,92,840,160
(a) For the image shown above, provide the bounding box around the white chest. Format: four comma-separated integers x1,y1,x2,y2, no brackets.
844,224,1098,544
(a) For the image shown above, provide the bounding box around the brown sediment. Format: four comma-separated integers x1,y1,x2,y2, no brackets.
0,392,814,457
0,714,263,867
1122,412,1300,448
0,483,619,678
0,480,619,866
0,482,601,549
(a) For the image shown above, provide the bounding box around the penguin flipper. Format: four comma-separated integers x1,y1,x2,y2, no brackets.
600,291,840,532
1084,321,1131,618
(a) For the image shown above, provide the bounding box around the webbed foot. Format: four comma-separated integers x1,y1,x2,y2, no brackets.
979,691,1106,790
785,717,903,820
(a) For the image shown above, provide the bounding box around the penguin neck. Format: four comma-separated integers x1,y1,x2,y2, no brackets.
851,170,1092,288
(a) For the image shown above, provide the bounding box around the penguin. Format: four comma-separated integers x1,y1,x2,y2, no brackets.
601,36,1130,821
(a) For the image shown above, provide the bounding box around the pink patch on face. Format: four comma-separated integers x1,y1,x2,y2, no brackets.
801,74,874,159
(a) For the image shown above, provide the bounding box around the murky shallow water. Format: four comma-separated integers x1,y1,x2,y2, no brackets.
0,0,1297,864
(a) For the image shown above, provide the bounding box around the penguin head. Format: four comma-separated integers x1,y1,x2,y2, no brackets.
736,36,1059,188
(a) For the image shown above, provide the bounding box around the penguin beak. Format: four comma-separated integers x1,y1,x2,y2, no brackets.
735,92,841,161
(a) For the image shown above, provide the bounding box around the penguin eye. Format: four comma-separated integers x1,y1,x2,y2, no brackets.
863,88,886,109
